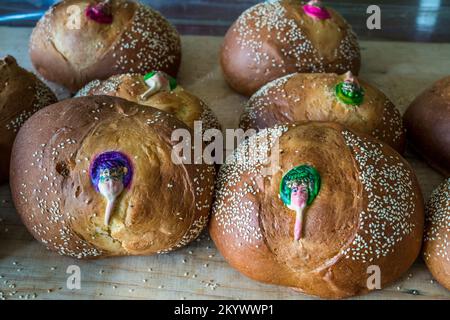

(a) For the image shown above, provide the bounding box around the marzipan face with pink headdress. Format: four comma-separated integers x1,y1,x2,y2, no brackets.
303,0,331,20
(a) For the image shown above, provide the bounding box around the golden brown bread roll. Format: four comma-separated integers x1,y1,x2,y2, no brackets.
29,0,181,92
240,72,406,153
0,55,57,183
210,122,424,298
220,0,361,96
76,72,221,132
423,178,450,291
404,76,450,177
10,96,215,258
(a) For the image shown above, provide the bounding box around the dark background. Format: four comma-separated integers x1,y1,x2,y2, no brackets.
0,0,449,42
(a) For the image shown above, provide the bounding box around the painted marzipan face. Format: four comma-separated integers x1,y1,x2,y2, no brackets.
335,71,365,106
140,71,177,100
303,0,331,20
279,165,321,240
90,151,133,225
289,183,308,210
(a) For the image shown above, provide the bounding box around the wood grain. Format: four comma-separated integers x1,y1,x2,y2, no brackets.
0,27,449,300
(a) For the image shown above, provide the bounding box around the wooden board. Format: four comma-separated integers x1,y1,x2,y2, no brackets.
0,26,449,300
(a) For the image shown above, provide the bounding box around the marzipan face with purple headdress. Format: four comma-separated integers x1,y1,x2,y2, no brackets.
90,151,133,225
90,151,133,190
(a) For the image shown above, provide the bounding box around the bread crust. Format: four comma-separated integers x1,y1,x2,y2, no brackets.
10,96,215,258
220,0,361,96
0,55,57,182
404,76,450,177
240,73,406,153
76,73,221,132
210,122,424,298
423,178,450,291
29,0,181,92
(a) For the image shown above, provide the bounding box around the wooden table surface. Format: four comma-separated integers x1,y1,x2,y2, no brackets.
0,27,449,300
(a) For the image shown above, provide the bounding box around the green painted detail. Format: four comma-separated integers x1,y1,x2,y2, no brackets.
143,71,177,91
279,165,321,206
168,77,177,90
335,81,365,106
143,71,157,81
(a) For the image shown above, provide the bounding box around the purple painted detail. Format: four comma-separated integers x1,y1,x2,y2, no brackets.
85,0,113,24
90,151,133,191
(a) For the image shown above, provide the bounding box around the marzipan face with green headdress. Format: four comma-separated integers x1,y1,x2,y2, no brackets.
144,71,177,91
279,165,321,207
140,71,178,100
335,72,365,106
279,165,321,241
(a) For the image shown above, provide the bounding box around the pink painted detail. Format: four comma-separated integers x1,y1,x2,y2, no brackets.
303,0,331,20
85,0,113,24
288,185,308,241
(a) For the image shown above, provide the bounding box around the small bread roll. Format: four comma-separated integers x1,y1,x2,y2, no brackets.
210,122,424,298
76,72,221,132
240,72,406,153
10,96,215,258
0,55,57,182
221,0,361,96
30,0,181,92
423,178,450,290
404,76,450,176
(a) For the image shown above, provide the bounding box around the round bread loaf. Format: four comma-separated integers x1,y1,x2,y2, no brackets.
0,55,57,183
423,178,450,291
29,0,181,92
240,72,406,153
220,0,361,96
404,76,450,177
76,72,221,131
210,122,424,298
10,96,215,258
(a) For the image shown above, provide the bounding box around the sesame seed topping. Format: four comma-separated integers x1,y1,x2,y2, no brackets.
423,178,450,263
213,125,288,245
340,130,417,262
